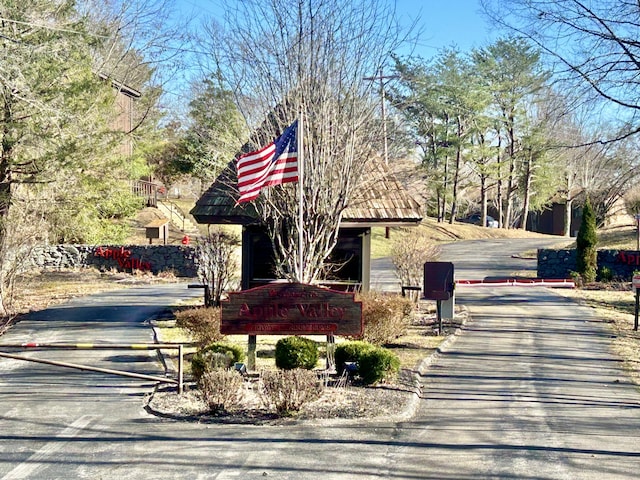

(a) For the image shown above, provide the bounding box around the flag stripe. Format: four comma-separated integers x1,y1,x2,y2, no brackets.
236,120,299,204
237,154,298,187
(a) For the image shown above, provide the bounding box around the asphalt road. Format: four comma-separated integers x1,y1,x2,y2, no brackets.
1,239,639,479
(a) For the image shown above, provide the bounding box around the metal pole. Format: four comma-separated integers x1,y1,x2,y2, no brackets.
0,342,192,350
0,351,178,385
298,112,304,281
437,300,443,335
178,344,184,394
635,290,639,332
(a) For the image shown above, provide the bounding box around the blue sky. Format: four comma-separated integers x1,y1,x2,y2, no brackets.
165,0,498,105
394,0,495,55
176,0,496,58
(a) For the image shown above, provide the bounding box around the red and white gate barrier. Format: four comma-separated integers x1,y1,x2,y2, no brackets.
456,278,575,288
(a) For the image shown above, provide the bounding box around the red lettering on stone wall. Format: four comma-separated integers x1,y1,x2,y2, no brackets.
95,247,152,272
616,251,640,266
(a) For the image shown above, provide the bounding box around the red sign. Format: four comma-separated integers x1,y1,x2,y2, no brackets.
221,282,363,336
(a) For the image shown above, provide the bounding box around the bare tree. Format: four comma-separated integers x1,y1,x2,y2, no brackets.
482,0,640,142
201,0,406,283
196,229,240,306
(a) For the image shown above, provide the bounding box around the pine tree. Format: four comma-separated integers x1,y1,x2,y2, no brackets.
576,198,598,283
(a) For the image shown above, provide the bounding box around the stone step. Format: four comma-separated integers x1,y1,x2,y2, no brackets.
156,201,200,236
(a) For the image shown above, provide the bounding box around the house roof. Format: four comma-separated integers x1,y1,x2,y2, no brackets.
98,73,142,98
190,157,423,227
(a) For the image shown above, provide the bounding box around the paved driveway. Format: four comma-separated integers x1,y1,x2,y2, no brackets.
1,239,639,479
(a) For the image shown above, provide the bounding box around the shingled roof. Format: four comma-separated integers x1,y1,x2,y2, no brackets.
190,157,423,227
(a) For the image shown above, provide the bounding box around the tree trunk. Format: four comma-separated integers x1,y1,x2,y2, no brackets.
480,174,488,224
520,149,532,230
449,116,463,224
496,134,504,228
504,121,516,229
564,197,573,237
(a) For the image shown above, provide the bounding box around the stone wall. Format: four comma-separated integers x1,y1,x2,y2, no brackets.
30,245,198,278
538,248,640,280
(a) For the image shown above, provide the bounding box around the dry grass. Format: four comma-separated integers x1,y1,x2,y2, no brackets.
9,270,128,315
596,222,639,250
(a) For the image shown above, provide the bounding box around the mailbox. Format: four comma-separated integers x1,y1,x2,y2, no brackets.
423,262,454,300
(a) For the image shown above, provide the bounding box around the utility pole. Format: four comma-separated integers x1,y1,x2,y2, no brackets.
364,69,398,238
363,68,397,165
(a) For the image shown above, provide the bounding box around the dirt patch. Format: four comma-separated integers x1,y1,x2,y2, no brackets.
145,369,420,424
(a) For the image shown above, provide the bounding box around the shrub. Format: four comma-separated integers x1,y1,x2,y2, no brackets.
391,228,441,287
334,341,375,375
275,336,319,370
196,229,240,306
259,368,323,415
356,291,413,345
358,347,401,386
576,198,598,283
199,369,245,413
598,266,613,282
191,342,245,382
175,306,224,347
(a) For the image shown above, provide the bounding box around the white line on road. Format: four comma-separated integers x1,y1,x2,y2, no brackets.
1,415,97,480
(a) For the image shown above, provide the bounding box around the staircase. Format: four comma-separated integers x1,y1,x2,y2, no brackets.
157,200,201,238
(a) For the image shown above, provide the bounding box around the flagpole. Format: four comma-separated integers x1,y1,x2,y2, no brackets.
298,111,304,282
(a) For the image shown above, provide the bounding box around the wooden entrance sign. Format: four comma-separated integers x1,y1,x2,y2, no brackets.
221,282,363,336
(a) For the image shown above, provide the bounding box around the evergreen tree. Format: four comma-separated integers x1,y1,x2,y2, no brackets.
576,198,598,283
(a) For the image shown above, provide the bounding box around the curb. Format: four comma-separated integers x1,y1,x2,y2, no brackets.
398,307,469,422
143,310,470,426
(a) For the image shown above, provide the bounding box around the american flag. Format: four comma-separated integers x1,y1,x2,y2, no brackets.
236,120,299,203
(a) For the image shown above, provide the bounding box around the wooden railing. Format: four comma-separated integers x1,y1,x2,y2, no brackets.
131,180,160,207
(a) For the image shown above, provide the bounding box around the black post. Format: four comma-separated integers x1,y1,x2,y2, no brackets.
204,285,211,307
635,289,639,331
437,300,443,335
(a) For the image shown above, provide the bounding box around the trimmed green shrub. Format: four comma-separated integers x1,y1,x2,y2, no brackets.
260,368,323,415
358,346,401,386
275,336,319,370
191,342,245,382
334,341,375,375
576,198,598,283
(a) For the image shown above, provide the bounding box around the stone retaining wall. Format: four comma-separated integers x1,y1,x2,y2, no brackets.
538,248,640,280
30,245,198,278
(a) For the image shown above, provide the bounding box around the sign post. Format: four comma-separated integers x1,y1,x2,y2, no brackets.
633,275,640,331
